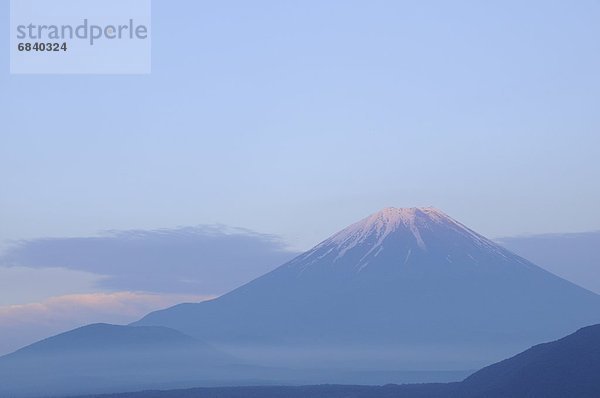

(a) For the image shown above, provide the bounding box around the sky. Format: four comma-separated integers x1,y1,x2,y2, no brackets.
0,0,599,354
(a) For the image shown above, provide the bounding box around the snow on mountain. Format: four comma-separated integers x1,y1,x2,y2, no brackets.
286,207,526,275
327,207,430,253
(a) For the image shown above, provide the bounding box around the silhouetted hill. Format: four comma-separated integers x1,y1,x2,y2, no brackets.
457,324,600,398
5,323,201,356
0,324,233,397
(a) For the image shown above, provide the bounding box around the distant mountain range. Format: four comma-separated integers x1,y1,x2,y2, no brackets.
0,323,233,397
69,323,600,398
1,207,599,397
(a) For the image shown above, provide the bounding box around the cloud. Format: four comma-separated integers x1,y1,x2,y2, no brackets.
0,266,107,306
496,231,600,294
0,292,212,356
0,225,298,296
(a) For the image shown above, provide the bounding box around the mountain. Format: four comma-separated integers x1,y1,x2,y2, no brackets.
454,323,600,397
2,323,213,356
59,324,600,398
134,207,600,370
4,207,600,397
0,323,233,397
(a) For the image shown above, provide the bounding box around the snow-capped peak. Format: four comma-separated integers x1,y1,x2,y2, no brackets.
286,206,522,275
325,207,443,251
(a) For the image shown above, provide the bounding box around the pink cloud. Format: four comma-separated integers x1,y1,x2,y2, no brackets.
0,292,213,356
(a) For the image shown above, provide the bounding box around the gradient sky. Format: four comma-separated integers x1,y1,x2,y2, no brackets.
2,0,600,250
1,0,599,354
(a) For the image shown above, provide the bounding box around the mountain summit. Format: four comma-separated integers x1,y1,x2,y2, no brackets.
287,207,515,274
320,207,442,256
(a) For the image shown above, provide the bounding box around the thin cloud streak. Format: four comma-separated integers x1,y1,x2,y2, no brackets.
0,266,107,306
496,231,600,294
0,292,213,356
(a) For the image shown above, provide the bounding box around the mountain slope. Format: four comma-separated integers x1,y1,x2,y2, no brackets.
135,207,600,369
3,322,202,356
0,323,233,397
457,323,600,398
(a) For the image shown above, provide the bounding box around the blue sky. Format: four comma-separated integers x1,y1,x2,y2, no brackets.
0,0,599,354
2,0,599,250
